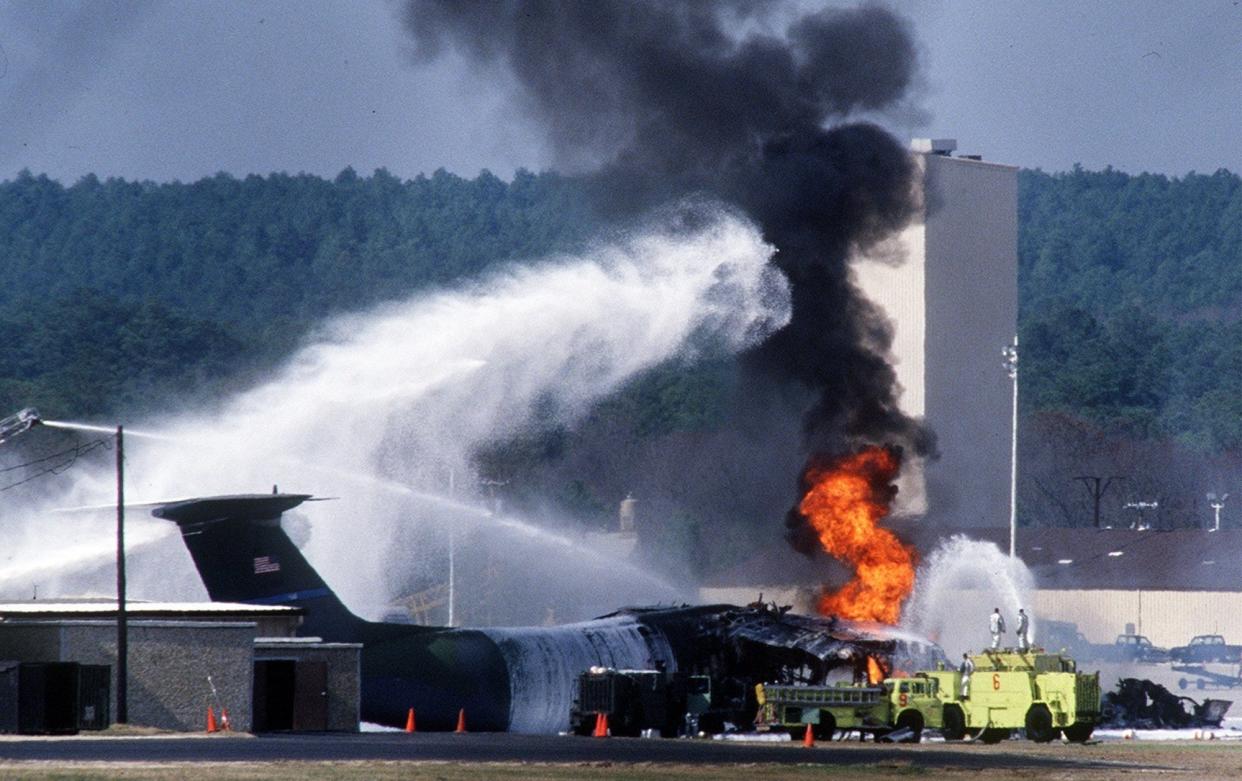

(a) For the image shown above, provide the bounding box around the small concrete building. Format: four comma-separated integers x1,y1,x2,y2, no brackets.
254,638,360,732
0,601,360,732
0,619,257,731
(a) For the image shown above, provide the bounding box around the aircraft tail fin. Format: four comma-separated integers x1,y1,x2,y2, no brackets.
152,494,367,641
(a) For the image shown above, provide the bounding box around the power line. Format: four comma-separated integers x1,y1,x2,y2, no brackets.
0,436,112,474
1074,475,1125,528
0,436,113,491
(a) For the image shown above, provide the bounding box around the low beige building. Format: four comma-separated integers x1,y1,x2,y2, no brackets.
701,525,1242,650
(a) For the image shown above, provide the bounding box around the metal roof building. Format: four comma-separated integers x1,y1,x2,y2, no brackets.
0,600,303,636
700,525,1242,650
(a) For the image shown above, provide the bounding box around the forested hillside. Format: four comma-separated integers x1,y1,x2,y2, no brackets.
0,168,594,417
1019,167,1242,451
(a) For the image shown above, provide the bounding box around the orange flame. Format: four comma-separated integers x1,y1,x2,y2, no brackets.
797,446,915,625
866,656,885,684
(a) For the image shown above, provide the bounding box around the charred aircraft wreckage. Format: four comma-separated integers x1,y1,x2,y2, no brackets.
152,493,944,733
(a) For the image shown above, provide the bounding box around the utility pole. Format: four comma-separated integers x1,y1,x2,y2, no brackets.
115,425,127,724
0,409,128,721
1074,475,1123,528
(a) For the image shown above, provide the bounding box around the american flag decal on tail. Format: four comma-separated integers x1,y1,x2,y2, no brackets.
253,555,281,574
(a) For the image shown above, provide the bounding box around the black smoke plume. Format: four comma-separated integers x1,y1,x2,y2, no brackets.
403,1,933,561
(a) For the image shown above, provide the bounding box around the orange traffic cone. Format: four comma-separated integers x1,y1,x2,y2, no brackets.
206,706,218,734
803,723,814,747
405,708,416,733
597,712,610,738
455,708,467,733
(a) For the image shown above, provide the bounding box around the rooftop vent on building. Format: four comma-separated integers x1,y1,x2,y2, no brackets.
910,138,957,156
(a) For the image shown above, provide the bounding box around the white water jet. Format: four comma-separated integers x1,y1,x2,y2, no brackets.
40,420,168,440
6,204,788,618
901,535,1036,658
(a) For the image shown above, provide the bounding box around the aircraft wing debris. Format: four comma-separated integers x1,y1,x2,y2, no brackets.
711,606,894,665
1102,678,1232,729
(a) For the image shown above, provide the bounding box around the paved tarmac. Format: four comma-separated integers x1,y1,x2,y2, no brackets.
0,732,1136,770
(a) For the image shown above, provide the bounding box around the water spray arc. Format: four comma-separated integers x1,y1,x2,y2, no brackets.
902,535,1036,658
41,419,167,441
0,208,783,621
291,464,682,600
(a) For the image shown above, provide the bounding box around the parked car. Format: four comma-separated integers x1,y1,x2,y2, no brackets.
1041,620,1092,658
1101,634,1170,664
1170,635,1242,664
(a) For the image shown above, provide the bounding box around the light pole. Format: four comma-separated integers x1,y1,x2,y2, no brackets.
1002,336,1019,558
1208,493,1229,532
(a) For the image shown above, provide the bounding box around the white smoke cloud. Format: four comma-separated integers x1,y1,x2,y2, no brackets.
7,203,789,616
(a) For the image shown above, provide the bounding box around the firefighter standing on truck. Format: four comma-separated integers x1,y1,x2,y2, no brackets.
1016,608,1030,651
990,607,1006,649
959,653,974,698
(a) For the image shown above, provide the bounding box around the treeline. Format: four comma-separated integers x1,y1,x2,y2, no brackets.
0,290,243,417
6,163,1242,536
0,167,594,418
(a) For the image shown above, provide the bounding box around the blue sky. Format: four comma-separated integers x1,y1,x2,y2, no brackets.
0,0,1238,183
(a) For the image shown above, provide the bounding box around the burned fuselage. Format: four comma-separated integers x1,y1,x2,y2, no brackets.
154,494,940,733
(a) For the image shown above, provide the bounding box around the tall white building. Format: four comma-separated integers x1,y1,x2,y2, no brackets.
855,139,1018,525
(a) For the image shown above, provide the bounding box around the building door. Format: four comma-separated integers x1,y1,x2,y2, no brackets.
255,660,328,731
292,661,328,731
77,665,111,730
18,663,79,734
253,660,296,731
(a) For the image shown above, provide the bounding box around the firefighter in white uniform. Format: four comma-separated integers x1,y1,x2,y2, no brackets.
989,607,1006,650
959,653,974,698
1016,608,1030,651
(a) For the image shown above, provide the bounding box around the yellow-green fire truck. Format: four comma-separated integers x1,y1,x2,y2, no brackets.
756,649,1100,743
